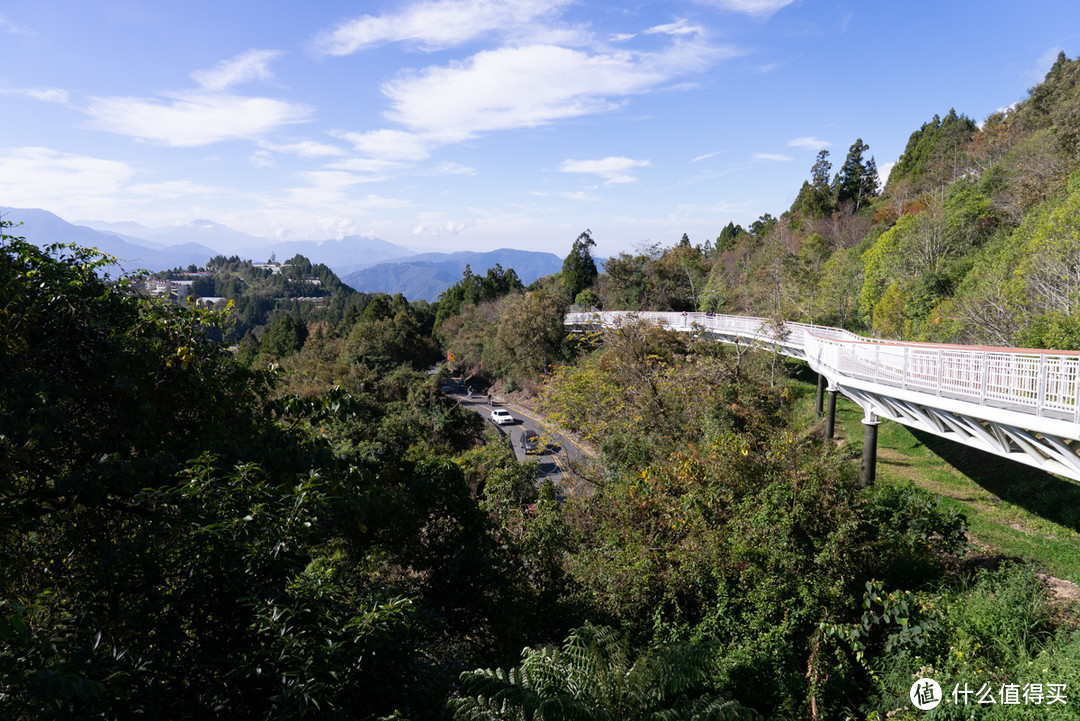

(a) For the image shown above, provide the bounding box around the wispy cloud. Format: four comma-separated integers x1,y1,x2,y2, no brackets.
1,86,69,103
560,156,650,184
85,91,312,147
260,140,347,158
644,19,704,37
1031,46,1064,82
0,16,34,37
286,171,411,209
190,49,284,91
691,150,723,162
314,0,573,55
788,136,829,150
0,146,133,213
752,152,792,161
691,0,797,18
339,129,432,161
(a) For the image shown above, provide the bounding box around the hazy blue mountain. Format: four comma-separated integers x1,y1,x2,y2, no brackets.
342,249,564,301
78,216,416,273
9,209,556,295
2,207,220,273
19,209,418,276
239,235,415,273
78,217,269,255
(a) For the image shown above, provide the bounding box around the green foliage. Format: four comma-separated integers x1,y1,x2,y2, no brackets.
714,222,745,253
260,311,309,357
435,263,524,330
451,624,763,721
867,564,1077,721
0,227,272,516
834,139,880,212
860,212,916,320
861,483,967,586
888,109,977,191
561,230,599,301
437,286,567,384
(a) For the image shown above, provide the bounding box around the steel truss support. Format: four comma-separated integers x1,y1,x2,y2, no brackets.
838,384,1080,480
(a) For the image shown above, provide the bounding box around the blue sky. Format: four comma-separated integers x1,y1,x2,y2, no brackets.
2,1,1079,257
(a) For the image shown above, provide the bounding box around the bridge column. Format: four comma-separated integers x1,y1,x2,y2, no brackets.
824,385,839,441
815,374,825,417
860,409,882,488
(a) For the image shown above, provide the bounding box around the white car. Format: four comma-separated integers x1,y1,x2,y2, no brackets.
490,409,515,425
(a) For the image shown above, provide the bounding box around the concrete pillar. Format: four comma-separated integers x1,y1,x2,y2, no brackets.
815,374,825,417
824,386,839,441
861,409,882,488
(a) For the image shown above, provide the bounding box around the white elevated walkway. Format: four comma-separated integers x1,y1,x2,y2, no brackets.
565,311,1080,482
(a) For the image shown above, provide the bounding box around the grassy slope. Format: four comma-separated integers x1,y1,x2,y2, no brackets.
789,370,1080,580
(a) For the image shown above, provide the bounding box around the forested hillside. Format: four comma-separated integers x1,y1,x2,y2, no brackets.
5,53,1080,721
520,52,1080,353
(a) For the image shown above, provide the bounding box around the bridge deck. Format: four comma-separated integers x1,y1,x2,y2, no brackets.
565,311,1080,482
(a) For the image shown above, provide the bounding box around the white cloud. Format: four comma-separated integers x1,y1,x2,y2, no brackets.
417,161,477,176
560,156,650,184
382,42,726,141
314,0,572,54
85,91,312,147
691,150,723,162
0,147,133,212
412,220,471,236
251,149,276,167
190,49,284,91
2,86,69,103
877,161,894,187
340,128,432,161
752,152,792,161
1032,46,1063,82
286,171,411,210
789,136,829,150
261,140,347,157
325,157,400,175
127,180,219,199
692,0,797,18
645,19,703,37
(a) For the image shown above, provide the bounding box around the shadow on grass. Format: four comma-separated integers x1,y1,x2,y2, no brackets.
909,427,1080,534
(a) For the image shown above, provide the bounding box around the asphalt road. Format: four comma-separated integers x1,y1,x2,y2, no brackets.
444,383,594,485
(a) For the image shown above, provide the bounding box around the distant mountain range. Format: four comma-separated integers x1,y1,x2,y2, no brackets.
2,207,563,302
342,249,564,302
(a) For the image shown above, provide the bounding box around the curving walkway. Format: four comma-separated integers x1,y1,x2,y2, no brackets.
565,311,1080,483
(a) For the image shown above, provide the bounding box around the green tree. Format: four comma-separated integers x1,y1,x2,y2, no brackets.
715,222,745,253
793,150,836,218
259,312,309,358
834,139,879,212
561,230,599,300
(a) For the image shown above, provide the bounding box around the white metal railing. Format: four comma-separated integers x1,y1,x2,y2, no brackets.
565,311,1080,424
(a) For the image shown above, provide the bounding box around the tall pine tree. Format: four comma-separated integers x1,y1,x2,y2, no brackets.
834,138,879,212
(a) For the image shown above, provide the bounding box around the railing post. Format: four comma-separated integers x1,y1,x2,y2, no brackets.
980,351,989,404
902,346,909,390
935,349,943,395
874,344,880,382
1037,354,1046,417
